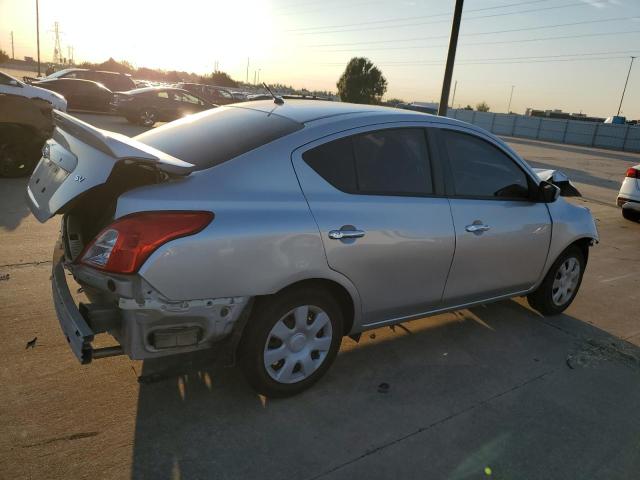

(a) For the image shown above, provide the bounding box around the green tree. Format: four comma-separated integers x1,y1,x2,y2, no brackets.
385,98,406,107
0,49,10,64
476,101,490,112
337,57,387,104
202,71,238,88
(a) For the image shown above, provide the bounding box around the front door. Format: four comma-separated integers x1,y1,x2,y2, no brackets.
437,128,552,305
293,126,455,326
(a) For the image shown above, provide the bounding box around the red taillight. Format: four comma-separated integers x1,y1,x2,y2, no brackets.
626,167,640,178
80,211,213,274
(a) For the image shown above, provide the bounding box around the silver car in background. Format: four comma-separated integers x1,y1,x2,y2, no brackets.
26,100,598,396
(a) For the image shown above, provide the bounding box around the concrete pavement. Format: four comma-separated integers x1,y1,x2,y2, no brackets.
1,114,639,480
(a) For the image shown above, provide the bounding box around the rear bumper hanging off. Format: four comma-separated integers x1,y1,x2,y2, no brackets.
51,241,123,363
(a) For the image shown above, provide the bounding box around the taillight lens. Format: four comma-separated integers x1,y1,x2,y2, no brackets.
80,211,213,274
626,167,639,178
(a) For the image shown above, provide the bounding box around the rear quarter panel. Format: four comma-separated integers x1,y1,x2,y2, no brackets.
115,137,360,311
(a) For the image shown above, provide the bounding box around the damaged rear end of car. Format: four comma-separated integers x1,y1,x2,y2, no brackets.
26,111,251,363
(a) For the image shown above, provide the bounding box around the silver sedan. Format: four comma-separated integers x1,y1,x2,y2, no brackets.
26,100,598,396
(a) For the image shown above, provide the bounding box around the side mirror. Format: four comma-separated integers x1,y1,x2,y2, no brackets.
539,181,560,203
9,80,22,87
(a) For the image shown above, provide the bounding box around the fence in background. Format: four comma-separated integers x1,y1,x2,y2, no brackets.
446,109,640,153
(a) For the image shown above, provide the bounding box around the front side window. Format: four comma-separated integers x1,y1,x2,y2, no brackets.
441,130,530,199
173,92,203,105
303,128,433,196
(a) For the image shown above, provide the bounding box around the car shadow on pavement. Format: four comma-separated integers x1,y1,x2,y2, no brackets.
0,177,31,231
129,299,640,480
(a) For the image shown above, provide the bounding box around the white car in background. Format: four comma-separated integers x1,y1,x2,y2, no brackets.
617,165,640,222
0,71,67,111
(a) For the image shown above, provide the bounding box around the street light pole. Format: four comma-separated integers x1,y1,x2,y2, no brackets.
36,0,41,76
438,0,464,116
451,80,457,108
617,56,635,116
507,85,515,113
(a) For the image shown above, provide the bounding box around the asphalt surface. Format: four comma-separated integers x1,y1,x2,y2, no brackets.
1,113,640,480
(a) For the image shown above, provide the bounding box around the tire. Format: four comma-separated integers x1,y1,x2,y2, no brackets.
0,137,40,178
622,207,640,222
527,245,585,316
239,288,343,397
138,108,157,127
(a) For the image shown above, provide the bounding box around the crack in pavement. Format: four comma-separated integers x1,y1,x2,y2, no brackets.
0,260,51,269
306,370,552,480
21,431,99,448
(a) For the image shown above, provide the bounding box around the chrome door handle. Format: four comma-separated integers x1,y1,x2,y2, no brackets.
328,229,365,240
465,224,490,233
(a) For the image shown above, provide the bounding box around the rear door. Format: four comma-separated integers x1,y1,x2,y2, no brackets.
436,128,551,305
292,125,455,326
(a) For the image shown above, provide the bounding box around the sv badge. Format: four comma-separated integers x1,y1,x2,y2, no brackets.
74,175,86,183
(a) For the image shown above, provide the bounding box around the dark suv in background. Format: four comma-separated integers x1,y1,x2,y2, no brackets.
37,68,136,92
33,78,114,112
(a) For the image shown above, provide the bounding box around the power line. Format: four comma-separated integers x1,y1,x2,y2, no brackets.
316,30,640,53
296,1,612,35
317,50,640,67
286,0,552,32
305,16,634,48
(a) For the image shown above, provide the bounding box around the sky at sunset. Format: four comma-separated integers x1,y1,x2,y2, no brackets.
1,0,639,118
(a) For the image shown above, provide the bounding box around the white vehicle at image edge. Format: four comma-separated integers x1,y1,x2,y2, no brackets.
617,165,640,222
0,71,67,111
25,100,598,397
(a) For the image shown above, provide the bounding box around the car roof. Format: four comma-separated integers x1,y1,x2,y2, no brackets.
234,99,427,124
37,78,103,86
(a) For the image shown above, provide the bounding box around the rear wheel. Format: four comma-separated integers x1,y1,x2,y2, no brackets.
527,245,585,316
138,108,157,127
239,288,343,397
622,207,640,222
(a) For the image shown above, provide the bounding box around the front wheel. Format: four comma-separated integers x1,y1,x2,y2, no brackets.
527,246,585,316
138,108,157,127
239,288,343,397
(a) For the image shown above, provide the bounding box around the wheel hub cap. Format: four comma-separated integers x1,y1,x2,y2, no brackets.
263,305,333,384
289,333,307,353
551,257,580,306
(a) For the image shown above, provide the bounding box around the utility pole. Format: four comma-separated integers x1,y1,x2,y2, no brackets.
11,31,14,59
246,57,249,83
617,56,635,116
257,69,261,84
253,70,257,85
438,0,464,116
36,0,41,76
451,80,457,109
507,85,515,113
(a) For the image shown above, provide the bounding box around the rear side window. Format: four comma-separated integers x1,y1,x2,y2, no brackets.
136,106,303,170
303,128,433,196
442,130,530,199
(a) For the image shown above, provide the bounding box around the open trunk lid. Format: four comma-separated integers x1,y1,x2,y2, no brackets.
26,110,194,223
